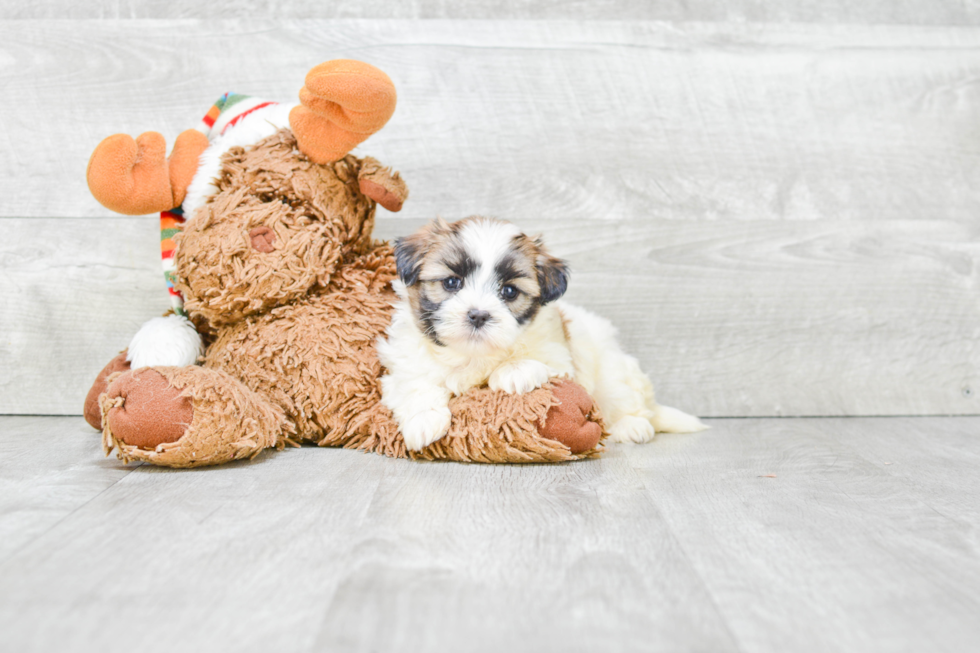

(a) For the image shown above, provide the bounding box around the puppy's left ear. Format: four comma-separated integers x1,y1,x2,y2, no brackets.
394,232,426,286
536,251,569,304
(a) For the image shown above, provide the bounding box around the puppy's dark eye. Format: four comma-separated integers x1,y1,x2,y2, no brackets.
500,284,519,302
442,277,462,292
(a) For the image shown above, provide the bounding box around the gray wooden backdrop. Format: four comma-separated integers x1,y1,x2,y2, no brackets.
2,6,979,418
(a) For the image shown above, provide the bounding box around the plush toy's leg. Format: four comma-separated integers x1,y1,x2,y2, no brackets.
289,60,397,164
99,366,285,468
84,351,131,429
360,379,605,463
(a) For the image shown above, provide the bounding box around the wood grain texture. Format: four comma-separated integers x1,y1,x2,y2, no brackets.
0,218,171,416
5,1,980,24
3,19,979,418
375,218,980,418
3,217,978,417
627,417,980,652
0,415,739,653
0,416,136,563
1,21,979,223
2,415,979,652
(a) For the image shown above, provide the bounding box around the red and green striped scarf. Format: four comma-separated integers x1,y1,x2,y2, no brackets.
161,93,279,315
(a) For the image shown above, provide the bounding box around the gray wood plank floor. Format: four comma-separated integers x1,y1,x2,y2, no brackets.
2,415,978,652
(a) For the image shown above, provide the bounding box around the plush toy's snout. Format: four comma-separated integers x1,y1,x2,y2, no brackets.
249,226,276,253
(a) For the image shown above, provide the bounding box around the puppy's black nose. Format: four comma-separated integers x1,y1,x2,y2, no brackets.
467,309,491,329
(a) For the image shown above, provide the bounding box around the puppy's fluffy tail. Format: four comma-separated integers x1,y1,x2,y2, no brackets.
652,405,708,434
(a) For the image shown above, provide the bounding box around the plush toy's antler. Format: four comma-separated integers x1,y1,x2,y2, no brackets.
289,60,397,165
87,129,209,215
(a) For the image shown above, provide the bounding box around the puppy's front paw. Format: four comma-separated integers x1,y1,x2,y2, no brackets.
488,360,554,395
607,415,656,444
401,407,453,451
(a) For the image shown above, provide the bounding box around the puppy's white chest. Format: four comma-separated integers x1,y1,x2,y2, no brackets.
442,357,500,396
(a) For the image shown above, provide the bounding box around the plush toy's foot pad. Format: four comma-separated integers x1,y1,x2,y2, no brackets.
84,351,131,430
537,380,604,454
99,366,285,468
103,369,194,448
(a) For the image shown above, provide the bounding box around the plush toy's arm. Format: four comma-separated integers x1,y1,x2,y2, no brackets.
361,379,604,463
87,129,209,215
358,157,408,212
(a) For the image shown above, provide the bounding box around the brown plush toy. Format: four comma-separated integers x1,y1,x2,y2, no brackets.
83,60,604,468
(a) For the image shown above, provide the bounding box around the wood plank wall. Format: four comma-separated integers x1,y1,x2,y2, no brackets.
6,2,980,23
1,10,978,417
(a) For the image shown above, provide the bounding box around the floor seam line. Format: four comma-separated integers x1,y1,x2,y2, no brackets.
0,461,144,570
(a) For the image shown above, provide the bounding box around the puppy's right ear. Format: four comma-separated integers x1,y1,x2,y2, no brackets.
536,252,569,304
394,233,425,286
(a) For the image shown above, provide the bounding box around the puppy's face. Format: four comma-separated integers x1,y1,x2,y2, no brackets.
394,216,568,354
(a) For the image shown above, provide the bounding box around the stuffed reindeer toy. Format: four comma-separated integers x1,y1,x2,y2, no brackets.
83,59,605,467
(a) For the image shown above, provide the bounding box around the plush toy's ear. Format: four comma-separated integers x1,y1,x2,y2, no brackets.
535,246,569,304
289,60,397,165
358,157,408,212
87,129,209,215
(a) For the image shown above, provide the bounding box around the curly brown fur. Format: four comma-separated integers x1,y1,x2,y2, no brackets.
173,130,377,328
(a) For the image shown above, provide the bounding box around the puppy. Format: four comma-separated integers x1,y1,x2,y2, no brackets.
377,216,705,451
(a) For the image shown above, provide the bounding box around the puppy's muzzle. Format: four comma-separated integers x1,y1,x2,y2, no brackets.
467,309,491,329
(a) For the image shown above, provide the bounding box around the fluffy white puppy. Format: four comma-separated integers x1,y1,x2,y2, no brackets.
377,216,706,451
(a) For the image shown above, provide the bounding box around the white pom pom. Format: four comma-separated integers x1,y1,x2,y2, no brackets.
127,314,204,368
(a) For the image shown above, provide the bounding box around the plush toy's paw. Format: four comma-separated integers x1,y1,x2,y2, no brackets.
536,380,603,454
83,351,132,429
488,360,554,395
290,59,397,164
400,406,452,451
102,369,195,449
607,415,656,444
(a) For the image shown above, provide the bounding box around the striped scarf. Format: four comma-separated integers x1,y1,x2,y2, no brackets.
161,93,279,315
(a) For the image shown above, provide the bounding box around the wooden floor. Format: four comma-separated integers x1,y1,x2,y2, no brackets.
2,416,978,652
